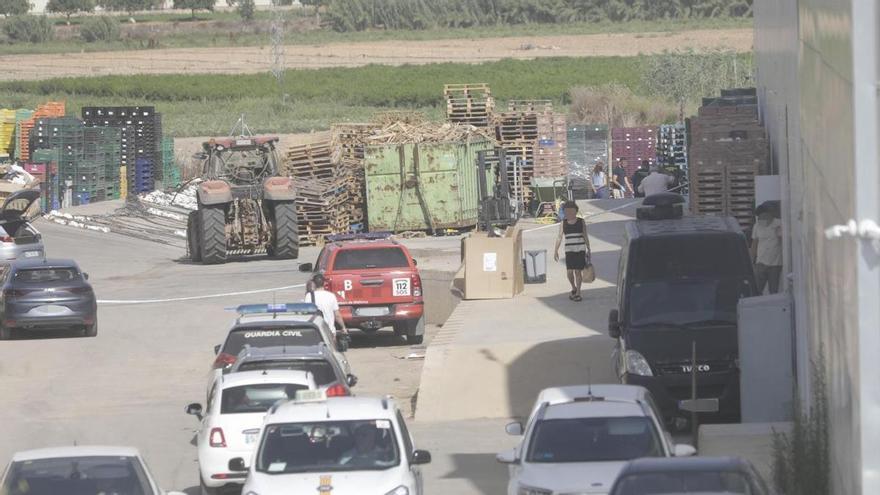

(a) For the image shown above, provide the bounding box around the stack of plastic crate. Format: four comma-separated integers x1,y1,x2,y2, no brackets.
161,137,180,188
0,109,16,158
82,106,160,194
17,102,65,162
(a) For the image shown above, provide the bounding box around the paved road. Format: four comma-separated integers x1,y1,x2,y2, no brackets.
0,220,434,493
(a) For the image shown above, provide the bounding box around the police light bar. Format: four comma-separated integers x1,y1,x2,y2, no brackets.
233,303,320,315
326,232,393,242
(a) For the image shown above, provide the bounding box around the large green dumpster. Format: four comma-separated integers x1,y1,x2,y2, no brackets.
365,139,494,232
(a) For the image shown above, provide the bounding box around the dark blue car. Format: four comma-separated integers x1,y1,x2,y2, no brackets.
610,456,770,495
0,258,97,339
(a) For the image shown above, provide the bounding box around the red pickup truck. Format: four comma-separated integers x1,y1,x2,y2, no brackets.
314,234,425,344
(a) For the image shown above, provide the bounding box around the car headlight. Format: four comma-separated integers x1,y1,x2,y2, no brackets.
517,484,553,495
385,486,409,495
625,350,653,376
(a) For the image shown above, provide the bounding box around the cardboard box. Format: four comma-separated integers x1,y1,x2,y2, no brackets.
462,226,524,300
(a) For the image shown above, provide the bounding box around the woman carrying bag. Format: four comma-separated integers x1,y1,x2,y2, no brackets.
554,201,595,302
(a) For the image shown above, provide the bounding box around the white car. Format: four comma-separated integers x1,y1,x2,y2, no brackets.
497,385,696,495
231,392,432,495
0,445,185,495
187,369,318,495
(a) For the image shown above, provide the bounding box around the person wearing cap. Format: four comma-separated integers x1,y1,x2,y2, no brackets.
751,205,783,294
637,164,674,197
304,273,348,337
553,201,592,302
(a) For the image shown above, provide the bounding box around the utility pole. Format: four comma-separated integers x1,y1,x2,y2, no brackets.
270,2,287,105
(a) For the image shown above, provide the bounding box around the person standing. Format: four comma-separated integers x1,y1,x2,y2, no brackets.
591,162,609,199
611,159,634,199
637,165,674,197
751,207,783,294
631,161,650,198
305,273,348,336
553,201,592,302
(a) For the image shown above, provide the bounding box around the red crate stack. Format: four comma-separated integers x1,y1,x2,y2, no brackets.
610,126,658,178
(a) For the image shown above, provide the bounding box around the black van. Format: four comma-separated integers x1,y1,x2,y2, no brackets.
609,194,756,426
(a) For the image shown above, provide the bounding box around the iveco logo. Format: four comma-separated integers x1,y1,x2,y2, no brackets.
682,364,711,373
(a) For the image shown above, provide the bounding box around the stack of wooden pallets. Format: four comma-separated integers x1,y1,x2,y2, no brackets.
444,83,495,128
687,88,769,231
283,133,369,246
534,109,567,179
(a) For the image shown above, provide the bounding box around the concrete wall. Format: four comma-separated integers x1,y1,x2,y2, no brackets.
755,0,880,493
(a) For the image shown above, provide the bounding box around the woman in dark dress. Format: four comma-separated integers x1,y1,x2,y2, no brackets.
553,201,592,301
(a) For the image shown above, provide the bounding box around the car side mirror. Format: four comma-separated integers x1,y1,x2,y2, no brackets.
505,422,523,436
228,458,248,472
673,444,697,457
346,374,358,387
299,262,313,272
412,258,418,266
83,272,89,280
608,309,621,339
214,344,221,355
496,449,517,464
412,449,431,465
185,403,203,419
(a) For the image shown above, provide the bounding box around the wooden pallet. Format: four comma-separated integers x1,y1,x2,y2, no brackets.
444,83,495,126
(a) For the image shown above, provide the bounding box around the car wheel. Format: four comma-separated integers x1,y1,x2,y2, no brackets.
405,316,425,345
83,321,98,338
392,322,406,338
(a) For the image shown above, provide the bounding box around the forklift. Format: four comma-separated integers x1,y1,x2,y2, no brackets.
475,149,519,234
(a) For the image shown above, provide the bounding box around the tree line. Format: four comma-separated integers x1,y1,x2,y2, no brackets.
325,0,753,32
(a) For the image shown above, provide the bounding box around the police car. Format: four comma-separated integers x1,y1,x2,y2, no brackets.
208,303,352,389
497,385,695,495
229,392,432,495
187,370,318,494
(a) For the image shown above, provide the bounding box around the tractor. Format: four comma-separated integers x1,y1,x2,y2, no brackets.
186,135,298,264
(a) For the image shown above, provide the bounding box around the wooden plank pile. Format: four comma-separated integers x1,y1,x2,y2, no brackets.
687,88,769,231
283,137,363,246
445,83,495,128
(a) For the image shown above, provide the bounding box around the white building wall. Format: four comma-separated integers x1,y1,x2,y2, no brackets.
756,0,880,493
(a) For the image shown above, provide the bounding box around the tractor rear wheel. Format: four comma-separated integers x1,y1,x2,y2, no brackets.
187,211,201,262
271,201,299,259
199,206,227,264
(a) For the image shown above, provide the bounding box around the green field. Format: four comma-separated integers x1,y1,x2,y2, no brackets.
0,57,649,135
0,16,752,55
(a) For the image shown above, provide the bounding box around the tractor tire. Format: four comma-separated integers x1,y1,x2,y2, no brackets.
271,201,299,260
199,206,227,265
187,211,202,262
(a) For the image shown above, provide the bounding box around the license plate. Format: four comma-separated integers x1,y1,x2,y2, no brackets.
30,305,70,315
392,278,411,297
23,251,40,258
355,306,390,317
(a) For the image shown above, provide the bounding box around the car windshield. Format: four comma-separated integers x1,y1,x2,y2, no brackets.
613,470,753,494
221,383,310,414
2,455,154,495
627,235,751,326
235,359,339,387
332,248,409,270
256,420,400,473
527,416,663,463
222,327,323,356
14,268,79,283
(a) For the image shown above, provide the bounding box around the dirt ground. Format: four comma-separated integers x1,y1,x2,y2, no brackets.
0,28,752,81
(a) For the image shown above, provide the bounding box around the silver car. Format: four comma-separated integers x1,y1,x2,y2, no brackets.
0,189,45,261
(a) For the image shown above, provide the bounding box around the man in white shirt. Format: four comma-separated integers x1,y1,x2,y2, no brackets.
637,166,674,197
305,273,348,336
751,209,783,294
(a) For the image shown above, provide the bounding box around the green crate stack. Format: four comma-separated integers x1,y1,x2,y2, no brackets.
161,137,180,188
